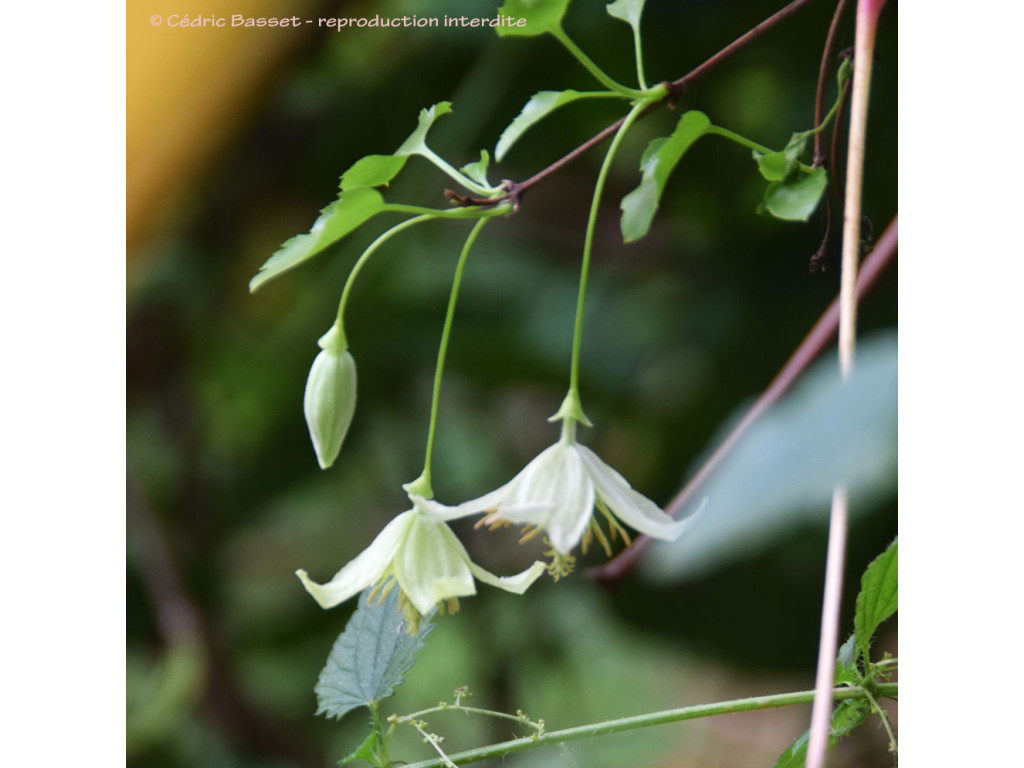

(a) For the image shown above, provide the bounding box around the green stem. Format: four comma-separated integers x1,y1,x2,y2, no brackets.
559,100,647,426
862,687,898,753
631,25,648,90
386,203,511,219
551,27,646,98
416,148,500,197
334,216,435,346
405,218,490,499
400,684,897,768
707,125,776,157
401,704,543,733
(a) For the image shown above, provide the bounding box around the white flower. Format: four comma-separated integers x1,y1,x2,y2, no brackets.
460,436,691,557
296,494,546,617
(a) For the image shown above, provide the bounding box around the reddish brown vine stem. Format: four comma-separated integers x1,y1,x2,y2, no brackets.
814,0,852,167
589,214,898,584
447,0,820,209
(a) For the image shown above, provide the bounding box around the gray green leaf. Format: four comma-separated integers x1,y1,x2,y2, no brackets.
496,90,604,161
340,155,408,190
315,588,435,721
249,187,386,293
395,102,454,157
620,110,711,242
339,731,381,765
606,0,645,30
854,538,898,661
496,0,571,37
834,634,861,686
761,166,828,222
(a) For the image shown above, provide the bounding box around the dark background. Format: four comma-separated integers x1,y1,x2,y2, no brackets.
127,1,897,765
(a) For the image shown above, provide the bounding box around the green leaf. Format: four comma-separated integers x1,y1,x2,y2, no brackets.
339,731,380,765
761,166,828,222
496,0,571,37
834,634,861,686
496,90,599,161
772,698,870,768
315,588,435,721
340,155,408,191
754,132,808,182
249,187,386,292
395,102,454,157
620,110,711,242
460,150,491,188
606,0,645,30
854,538,898,661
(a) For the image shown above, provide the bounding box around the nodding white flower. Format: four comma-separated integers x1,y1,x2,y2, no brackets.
460,429,692,561
296,493,546,617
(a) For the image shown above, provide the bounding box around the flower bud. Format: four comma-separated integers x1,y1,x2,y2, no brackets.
303,328,357,469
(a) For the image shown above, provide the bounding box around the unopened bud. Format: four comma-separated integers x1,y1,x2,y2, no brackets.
303,326,357,469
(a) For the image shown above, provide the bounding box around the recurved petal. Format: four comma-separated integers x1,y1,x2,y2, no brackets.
393,511,477,615
468,559,547,595
537,445,595,554
295,511,412,609
577,445,688,541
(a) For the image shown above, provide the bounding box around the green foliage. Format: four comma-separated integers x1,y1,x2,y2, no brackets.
606,0,646,30
855,538,898,661
249,187,386,292
341,155,409,191
315,589,435,722
340,731,384,766
619,110,711,242
394,102,454,158
772,698,870,768
460,150,492,188
760,166,828,222
496,90,621,161
497,0,572,37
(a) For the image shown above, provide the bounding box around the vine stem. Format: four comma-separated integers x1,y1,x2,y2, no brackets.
806,2,885,766
399,683,897,768
406,218,490,499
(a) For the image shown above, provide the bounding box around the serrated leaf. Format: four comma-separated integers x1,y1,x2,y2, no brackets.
772,698,870,768
855,538,898,661
761,166,828,222
249,187,386,292
461,150,491,187
315,588,435,721
497,0,571,37
340,155,408,190
339,730,380,765
395,102,453,157
496,90,596,161
620,110,710,242
606,0,645,30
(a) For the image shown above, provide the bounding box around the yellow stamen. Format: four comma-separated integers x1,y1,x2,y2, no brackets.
590,518,613,557
518,525,543,544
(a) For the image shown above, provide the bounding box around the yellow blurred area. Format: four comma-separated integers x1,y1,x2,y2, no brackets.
127,0,320,258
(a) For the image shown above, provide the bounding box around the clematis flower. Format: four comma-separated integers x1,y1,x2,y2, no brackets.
296,493,546,617
460,424,694,564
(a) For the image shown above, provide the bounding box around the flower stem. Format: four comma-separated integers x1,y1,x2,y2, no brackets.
561,100,648,427
409,218,490,499
334,215,436,347
551,27,646,98
399,683,897,768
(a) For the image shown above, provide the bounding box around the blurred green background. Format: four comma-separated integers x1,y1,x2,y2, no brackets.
127,1,898,766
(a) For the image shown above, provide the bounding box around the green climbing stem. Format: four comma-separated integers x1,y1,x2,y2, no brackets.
400,683,898,768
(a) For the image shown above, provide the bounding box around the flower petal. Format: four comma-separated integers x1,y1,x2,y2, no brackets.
578,445,688,541
392,511,477,615
468,559,547,595
296,511,412,608
512,443,594,554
